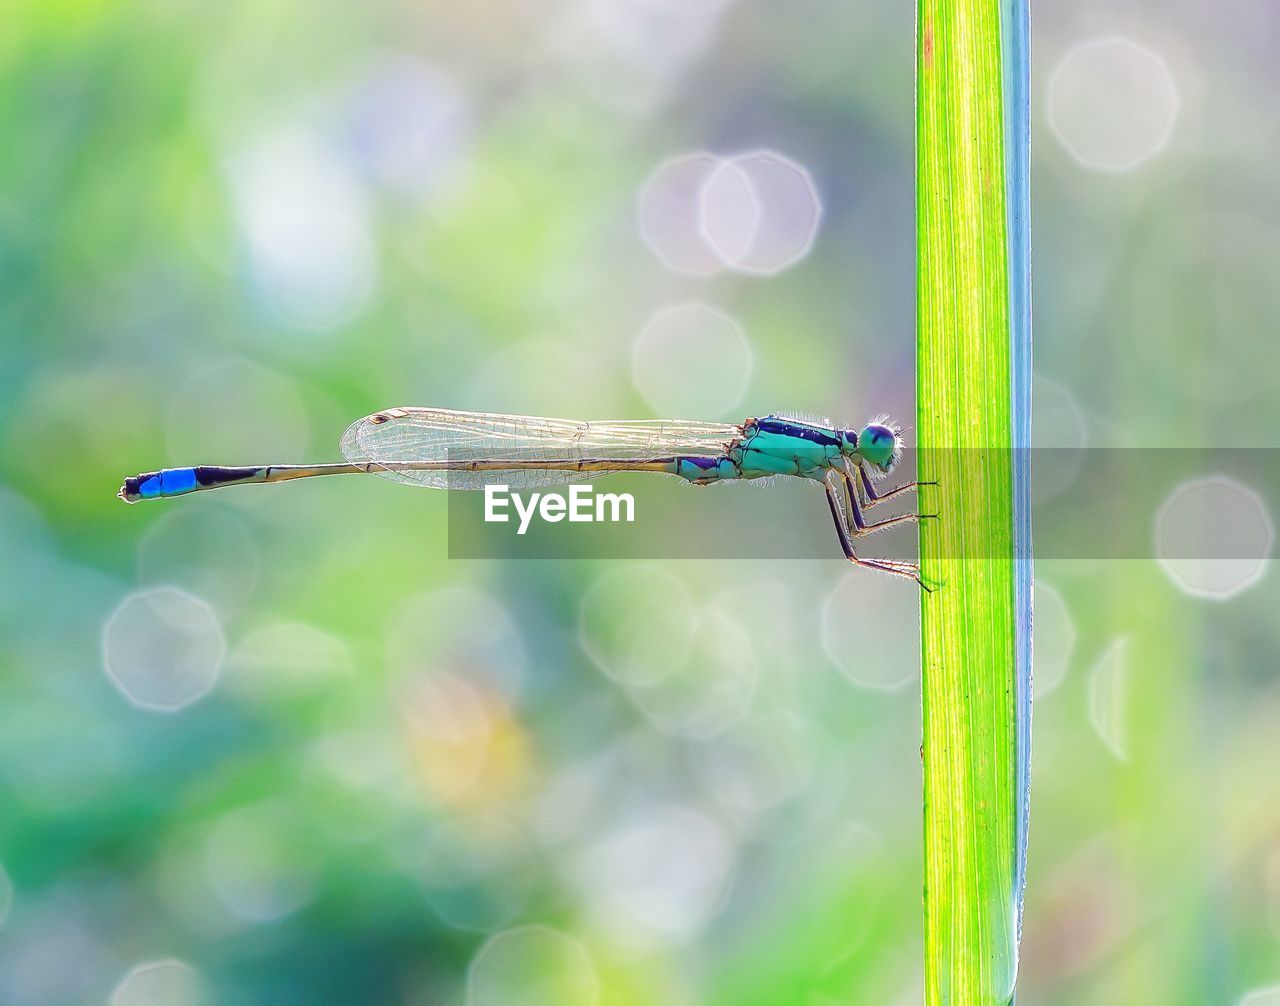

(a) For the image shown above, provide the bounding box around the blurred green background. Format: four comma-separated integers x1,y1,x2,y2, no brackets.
2,1,1278,1004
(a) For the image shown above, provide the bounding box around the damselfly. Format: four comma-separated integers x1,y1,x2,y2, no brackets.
118,409,934,586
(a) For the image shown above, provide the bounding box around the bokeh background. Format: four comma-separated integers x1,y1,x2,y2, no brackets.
2,1,1279,1004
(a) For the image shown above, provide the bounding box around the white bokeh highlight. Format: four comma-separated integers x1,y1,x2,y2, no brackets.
572,803,733,944
701,150,822,274
1047,37,1179,173
700,160,760,267
110,959,204,1006
468,925,598,1006
229,127,376,330
638,153,727,276
1088,637,1132,762
102,587,226,712
639,150,822,276
1155,476,1273,599
822,572,920,690
1031,580,1076,698
631,303,752,418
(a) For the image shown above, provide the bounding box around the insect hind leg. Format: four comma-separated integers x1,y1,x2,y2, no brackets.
824,473,930,589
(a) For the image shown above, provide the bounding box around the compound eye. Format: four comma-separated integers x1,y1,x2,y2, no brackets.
858,423,899,470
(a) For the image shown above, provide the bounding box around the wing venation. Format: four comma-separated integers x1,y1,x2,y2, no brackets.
339,408,741,490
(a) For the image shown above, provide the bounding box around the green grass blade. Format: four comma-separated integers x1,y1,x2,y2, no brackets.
917,1,1025,1004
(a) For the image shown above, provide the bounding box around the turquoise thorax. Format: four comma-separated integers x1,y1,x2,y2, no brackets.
673,416,853,484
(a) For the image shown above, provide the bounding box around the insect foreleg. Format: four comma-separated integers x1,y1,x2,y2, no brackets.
840,464,937,539
855,461,936,508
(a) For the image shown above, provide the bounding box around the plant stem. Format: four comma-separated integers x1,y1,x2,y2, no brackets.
917,0,1025,1003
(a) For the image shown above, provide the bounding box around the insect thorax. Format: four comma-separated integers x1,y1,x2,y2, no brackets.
733,416,848,480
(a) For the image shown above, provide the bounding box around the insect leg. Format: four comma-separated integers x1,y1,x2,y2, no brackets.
842,463,938,538
824,472,928,588
857,463,937,508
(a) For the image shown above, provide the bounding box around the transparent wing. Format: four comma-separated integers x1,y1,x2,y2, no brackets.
339,408,741,490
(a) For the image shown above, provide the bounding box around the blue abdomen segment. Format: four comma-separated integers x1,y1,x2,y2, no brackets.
126,466,263,501
135,468,198,499
673,456,741,483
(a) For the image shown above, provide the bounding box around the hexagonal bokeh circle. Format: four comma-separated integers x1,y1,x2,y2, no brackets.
1155,475,1273,600
639,149,822,276
637,153,727,276
700,150,822,274
631,302,753,418
1047,37,1179,173
102,586,226,712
